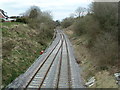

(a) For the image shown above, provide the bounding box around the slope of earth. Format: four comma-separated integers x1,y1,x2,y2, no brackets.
1,22,53,88
64,27,118,88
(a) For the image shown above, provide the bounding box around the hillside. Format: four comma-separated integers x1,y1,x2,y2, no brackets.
63,2,119,88
64,28,118,88
2,22,53,88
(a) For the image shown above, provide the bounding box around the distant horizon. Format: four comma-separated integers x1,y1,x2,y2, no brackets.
0,0,92,21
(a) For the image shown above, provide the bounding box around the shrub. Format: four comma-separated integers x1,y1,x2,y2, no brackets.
72,2,119,71
73,15,100,37
90,32,118,68
61,17,74,28
16,17,28,23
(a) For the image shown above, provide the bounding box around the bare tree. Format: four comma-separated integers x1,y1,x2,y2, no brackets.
75,7,86,17
42,10,53,19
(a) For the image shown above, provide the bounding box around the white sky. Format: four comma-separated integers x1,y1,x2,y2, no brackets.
0,0,93,20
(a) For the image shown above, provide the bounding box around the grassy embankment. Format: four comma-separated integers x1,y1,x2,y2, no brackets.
65,28,118,88
63,2,119,88
2,22,52,87
2,22,54,87
2,5,56,88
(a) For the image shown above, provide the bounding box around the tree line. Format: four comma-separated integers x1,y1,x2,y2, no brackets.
61,2,119,72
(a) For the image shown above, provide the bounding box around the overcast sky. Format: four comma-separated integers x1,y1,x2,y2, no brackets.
0,0,93,20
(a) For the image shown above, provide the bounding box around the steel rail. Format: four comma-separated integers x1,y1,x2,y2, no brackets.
56,31,72,89
63,34,72,89
56,33,66,89
24,33,62,89
38,34,64,89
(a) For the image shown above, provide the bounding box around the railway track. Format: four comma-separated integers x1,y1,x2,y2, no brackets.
24,31,72,89
7,30,84,89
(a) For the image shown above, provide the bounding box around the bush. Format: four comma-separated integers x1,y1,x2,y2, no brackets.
92,2,118,31
16,17,28,23
61,17,74,28
90,32,118,68
72,2,119,71
2,19,5,22
24,6,55,38
2,6,55,88
73,15,100,37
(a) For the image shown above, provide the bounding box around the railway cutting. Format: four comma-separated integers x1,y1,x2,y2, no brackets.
7,30,84,89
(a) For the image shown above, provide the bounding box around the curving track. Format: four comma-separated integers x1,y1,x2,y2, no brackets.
7,30,84,89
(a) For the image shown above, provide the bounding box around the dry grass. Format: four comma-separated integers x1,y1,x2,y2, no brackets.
64,28,118,88
89,32,119,73
63,2,118,88
2,22,53,88
91,71,118,88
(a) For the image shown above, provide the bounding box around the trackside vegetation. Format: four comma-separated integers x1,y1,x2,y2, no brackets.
63,2,119,88
2,6,56,88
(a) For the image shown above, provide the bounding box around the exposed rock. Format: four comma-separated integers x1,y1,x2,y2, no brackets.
85,77,95,87
114,73,120,85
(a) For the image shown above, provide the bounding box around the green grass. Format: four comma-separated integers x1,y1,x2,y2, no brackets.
2,22,21,27
2,23,53,88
